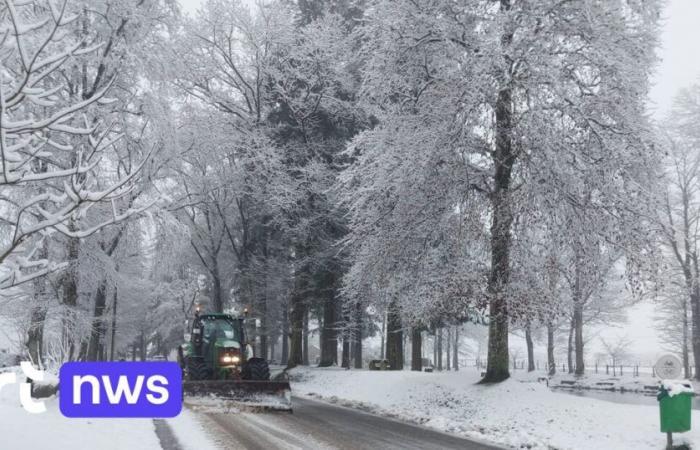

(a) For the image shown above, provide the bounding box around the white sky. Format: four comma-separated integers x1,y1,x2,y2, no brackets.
179,0,204,14
649,0,700,119
175,0,699,361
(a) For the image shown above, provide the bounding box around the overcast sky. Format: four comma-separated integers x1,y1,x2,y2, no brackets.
179,0,203,14
173,0,700,361
649,0,700,118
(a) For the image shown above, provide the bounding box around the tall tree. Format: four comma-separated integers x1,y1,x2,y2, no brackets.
343,0,661,383
657,87,700,380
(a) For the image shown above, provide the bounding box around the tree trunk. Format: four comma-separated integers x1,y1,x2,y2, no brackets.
87,282,108,361
437,328,443,370
86,233,123,362
525,322,535,372
483,0,514,384
547,321,556,376
26,306,47,367
380,313,386,360
287,274,306,368
691,254,700,381
385,300,403,370
691,289,700,381
353,302,363,369
259,281,268,361
567,316,574,374
446,328,451,370
353,336,362,369
109,289,118,361
211,261,223,313
26,241,49,366
453,326,459,370
433,329,437,368
282,304,289,364
403,334,409,367
61,232,80,361
574,292,585,375
319,279,338,366
341,336,350,369
683,297,691,379
139,332,146,361
411,328,422,371
302,308,309,365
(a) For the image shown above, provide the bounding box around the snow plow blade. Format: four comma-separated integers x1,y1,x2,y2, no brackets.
183,380,292,411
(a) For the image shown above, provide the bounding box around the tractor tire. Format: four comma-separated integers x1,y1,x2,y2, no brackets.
241,357,270,381
186,357,211,381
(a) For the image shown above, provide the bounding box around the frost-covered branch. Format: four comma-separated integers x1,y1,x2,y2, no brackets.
0,0,154,292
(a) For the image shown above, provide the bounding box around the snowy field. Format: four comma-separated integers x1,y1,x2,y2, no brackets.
0,367,216,450
290,367,700,450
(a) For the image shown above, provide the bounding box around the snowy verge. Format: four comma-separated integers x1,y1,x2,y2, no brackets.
0,367,161,450
0,366,219,450
289,366,700,449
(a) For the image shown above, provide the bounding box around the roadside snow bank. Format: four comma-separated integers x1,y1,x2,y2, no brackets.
0,366,220,450
290,367,700,449
0,368,161,450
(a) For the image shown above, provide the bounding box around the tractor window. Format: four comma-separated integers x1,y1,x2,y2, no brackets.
201,318,240,342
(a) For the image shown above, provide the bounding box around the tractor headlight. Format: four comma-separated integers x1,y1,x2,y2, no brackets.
220,354,240,365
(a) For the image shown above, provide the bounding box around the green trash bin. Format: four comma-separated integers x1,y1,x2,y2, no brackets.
658,382,693,433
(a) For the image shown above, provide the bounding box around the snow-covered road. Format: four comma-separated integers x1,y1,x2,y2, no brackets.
198,396,500,450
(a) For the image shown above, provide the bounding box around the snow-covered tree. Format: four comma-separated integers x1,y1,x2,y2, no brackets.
656,85,700,380
0,0,153,293
342,0,662,381
0,0,180,364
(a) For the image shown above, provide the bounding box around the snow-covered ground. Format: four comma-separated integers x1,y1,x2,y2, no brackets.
290,366,699,449
0,366,217,450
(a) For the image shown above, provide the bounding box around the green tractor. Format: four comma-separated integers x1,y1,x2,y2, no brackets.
177,310,291,410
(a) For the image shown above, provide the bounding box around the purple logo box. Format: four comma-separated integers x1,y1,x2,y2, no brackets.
59,362,182,418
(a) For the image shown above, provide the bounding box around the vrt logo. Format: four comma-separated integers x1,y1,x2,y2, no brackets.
0,361,49,414
59,362,182,418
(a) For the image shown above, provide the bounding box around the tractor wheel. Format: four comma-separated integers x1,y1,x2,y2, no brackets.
186,357,211,381
241,357,270,381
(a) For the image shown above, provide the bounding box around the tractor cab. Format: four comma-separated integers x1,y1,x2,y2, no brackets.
191,314,247,366
179,309,268,380
183,312,254,379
